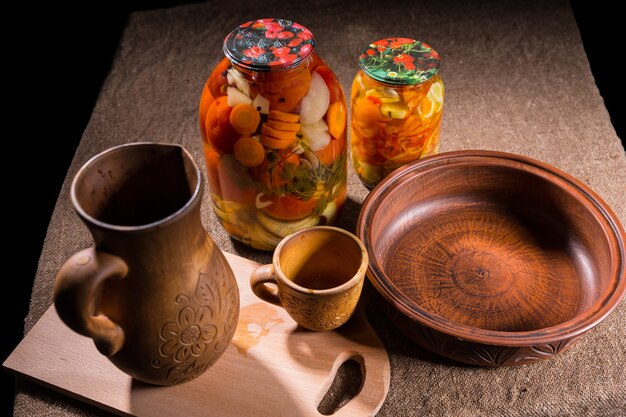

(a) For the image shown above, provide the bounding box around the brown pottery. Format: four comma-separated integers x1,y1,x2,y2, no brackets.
358,150,626,366
250,226,368,331
54,143,239,384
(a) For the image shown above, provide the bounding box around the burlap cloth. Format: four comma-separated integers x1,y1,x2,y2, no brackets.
13,0,626,415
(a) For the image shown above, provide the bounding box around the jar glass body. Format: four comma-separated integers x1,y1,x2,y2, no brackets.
199,53,347,250
350,70,444,188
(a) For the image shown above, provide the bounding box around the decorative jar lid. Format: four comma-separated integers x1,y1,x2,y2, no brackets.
358,38,440,85
224,18,316,71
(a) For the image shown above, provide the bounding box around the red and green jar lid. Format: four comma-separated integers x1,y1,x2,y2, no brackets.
359,38,440,85
224,18,316,71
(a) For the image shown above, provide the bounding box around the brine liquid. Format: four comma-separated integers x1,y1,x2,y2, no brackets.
350,71,444,188
199,53,347,250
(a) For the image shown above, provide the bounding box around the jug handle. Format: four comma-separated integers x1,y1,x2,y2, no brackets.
53,247,128,356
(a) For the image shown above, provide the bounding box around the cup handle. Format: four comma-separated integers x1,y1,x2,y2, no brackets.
250,264,282,307
53,247,128,356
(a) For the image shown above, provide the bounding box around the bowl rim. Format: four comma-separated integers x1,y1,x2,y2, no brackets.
357,150,626,346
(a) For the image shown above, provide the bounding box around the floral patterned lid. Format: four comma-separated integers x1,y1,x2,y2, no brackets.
358,38,440,85
223,18,316,71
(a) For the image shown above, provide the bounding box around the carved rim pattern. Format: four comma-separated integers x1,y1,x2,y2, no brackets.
383,295,581,366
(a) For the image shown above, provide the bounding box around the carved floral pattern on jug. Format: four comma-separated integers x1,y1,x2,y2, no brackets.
152,265,239,384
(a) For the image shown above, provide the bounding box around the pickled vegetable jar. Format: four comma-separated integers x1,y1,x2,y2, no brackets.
199,18,347,250
351,38,444,187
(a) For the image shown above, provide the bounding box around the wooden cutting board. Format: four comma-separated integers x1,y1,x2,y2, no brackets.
4,252,390,417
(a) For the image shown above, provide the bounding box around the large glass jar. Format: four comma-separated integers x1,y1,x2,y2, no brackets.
199,19,347,250
351,38,444,188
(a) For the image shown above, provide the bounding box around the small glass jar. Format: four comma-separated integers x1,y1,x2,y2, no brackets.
350,38,444,187
198,18,348,250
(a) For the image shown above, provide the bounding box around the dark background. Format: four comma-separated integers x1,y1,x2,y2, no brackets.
3,1,623,414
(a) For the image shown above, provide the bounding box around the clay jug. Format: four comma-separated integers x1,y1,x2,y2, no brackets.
54,142,240,385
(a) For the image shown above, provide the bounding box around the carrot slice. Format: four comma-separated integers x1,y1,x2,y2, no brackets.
262,195,318,220
199,82,215,136
266,119,301,132
208,57,230,98
205,96,239,154
269,110,300,123
261,134,294,149
261,124,298,141
234,137,265,167
327,101,346,139
353,96,389,126
283,151,301,165
230,103,261,135
259,68,311,112
314,137,343,165
399,115,423,135
309,52,326,71
202,142,221,195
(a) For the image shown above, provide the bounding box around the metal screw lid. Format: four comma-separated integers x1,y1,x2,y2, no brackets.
358,38,440,85
224,18,316,71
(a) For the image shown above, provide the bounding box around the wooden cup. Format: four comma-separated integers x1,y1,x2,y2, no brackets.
250,226,368,331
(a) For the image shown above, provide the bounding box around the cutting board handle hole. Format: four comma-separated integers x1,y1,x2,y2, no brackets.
317,354,364,415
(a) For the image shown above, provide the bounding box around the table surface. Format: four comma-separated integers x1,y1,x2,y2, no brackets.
12,0,626,416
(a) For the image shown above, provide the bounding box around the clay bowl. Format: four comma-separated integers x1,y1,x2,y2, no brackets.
357,150,626,366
